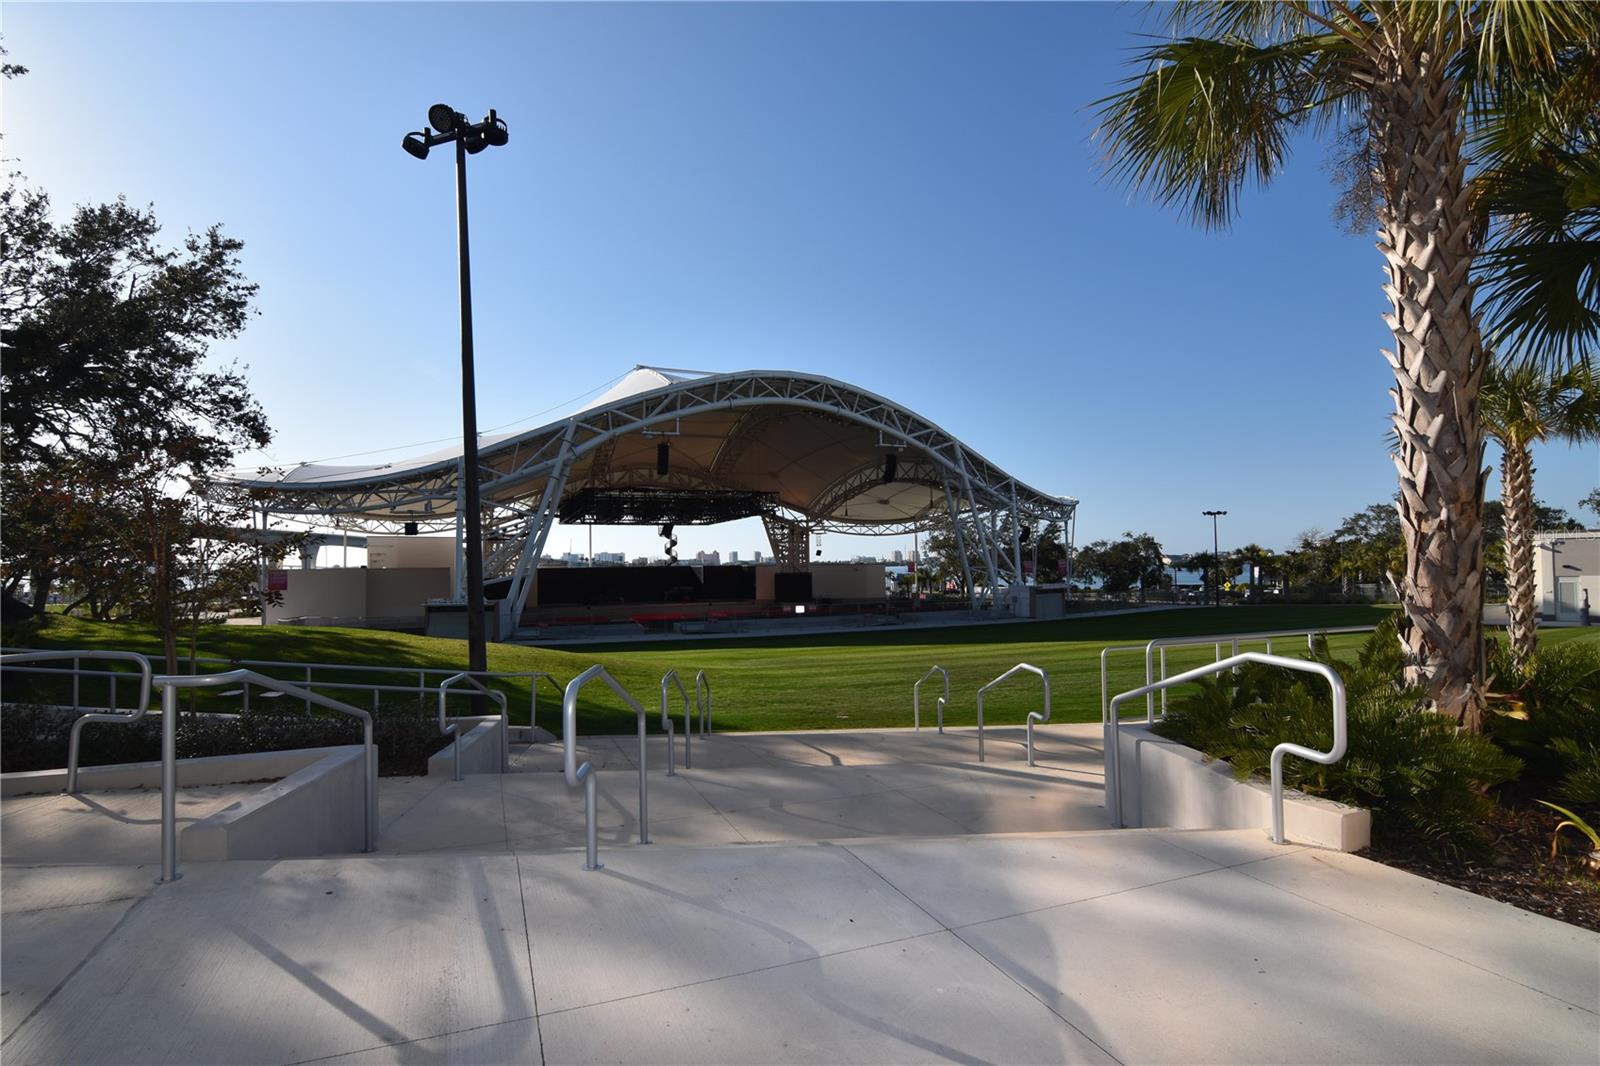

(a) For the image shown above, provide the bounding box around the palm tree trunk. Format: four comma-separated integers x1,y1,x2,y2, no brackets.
1500,439,1538,666
1373,35,1489,731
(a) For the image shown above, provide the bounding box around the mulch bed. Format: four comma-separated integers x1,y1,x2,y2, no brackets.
1367,802,1600,932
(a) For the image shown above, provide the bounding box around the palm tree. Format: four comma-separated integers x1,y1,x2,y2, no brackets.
1095,3,1599,730
1481,359,1600,665
1236,543,1274,602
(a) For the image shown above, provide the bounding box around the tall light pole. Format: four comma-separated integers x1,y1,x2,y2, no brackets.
403,105,509,683
1202,509,1227,606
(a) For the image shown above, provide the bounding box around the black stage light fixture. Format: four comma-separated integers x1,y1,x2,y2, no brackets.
657,441,671,476
882,452,897,484
428,103,460,133
402,131,430,160
404,521,419,536
483,110,509,147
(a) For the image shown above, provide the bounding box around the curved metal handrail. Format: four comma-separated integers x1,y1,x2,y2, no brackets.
660,670,693,775
1,650,155,793
1133,626,1374,722
563,665,652,870
913,665,950,733
695,670,712,736
975,663,1050,765
438,673,510,781
153,669,379,882
1105,652,1347,843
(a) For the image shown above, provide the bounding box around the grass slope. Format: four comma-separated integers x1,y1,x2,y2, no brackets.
7,607,1595,736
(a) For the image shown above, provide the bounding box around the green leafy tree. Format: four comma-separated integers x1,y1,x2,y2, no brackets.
1582,488,1600,523
1481,359,1600,665
1075,532,1166,597
0,181,271,669
1095,2,1600,729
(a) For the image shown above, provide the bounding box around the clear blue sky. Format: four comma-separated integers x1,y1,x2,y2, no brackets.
7,2,1596,562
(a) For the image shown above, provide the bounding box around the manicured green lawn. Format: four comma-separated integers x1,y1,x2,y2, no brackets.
7,607,1596,736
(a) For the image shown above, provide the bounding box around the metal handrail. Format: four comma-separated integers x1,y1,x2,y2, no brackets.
975,663,1050,766
1105,652,1347,843
695,670,712,736
153,669,378,882
913,665,950,733
660,670,693,775
1,651,155,794
3,645,558,726
563,665,652,870
1142,626,1371,721
1099,644,1146,728
438,673,509,781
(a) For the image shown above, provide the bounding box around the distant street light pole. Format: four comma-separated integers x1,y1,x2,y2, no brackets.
402,105,510,683
1203,509,1227,606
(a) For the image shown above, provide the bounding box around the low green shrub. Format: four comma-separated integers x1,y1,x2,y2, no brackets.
1486,638,1600,806
1155,621,1522,854
0,702,454,777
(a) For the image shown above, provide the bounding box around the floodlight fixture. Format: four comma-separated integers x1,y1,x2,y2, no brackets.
428,103,461,133
483,111,509,147
402,131,430,160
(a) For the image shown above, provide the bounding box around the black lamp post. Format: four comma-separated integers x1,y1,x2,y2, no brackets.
403,105,509,683
1202,509,1227,606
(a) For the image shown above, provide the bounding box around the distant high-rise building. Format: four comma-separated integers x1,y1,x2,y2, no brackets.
892,550,905,563
594,551,625,565
729,551,740,563
753,550,764,563
695,550,721,565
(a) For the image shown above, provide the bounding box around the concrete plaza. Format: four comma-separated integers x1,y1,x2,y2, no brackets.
2,725,1596,1064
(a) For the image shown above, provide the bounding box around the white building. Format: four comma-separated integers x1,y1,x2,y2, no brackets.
1533,530,1599,621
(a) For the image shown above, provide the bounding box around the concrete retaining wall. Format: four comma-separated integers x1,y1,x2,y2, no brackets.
1113,723,1370,852
182,745,369,861
426,717,506,777
1,744,358,797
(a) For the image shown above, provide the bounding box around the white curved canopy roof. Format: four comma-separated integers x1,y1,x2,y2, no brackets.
232,367,1075,533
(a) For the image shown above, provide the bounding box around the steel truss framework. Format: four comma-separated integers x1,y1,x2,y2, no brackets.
233,370,1078,633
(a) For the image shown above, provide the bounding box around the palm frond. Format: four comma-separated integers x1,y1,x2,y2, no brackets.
1093,33,1358,229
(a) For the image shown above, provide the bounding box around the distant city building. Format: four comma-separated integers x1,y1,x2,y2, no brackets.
560,552,588,566
695,550,721,565
752,550,764,563
594,551,625,565
728,551,739,563
630,556,651,567
892,550,905,563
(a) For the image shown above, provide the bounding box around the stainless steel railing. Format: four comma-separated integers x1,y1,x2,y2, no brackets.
975,663,1050,765
1096,626,1375,725
2,645,560,727
0,651,155,793
913,665,949,733
563,665,652,870
153,669,378,882
437,673,509,781
661,670,693,775
695,670,712,736
1104,652,1347,843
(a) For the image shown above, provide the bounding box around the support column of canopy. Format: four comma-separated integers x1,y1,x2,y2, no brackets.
500,421,578,635
761,511,811,571
954,447,1002,606
942,477,978,608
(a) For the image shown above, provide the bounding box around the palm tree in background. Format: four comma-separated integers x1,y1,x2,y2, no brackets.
1235,543,1274,602
1095,2,1599,729
1481,359,1600,665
